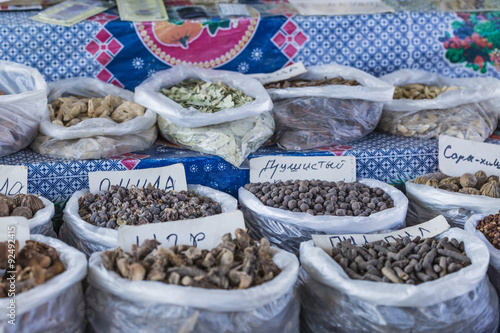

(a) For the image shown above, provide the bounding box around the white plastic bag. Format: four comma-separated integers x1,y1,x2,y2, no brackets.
265,64,394,150
0,234,87,333
59,185,238,256
0,60,47,157
378,69,500,141
406,172,500,228
239,179,408,254
28,195,56,237
298,228,499,333
86,245,299,333
31,77,158,159
135,64,273,128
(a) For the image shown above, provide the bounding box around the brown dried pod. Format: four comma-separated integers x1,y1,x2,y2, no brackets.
459,187,481,195
439,177,460,186
460,173,477,188
20,194,45,215
438,183,459,192
480,182,500,198
413,176,429,185
11,206,33,219
425,178,439,188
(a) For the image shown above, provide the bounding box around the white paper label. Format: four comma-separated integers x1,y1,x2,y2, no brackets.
312,215,450,252
218,4,250,16
288,0,394,16
439,135,500,177
117,210,246,252
248,62,307,85
88,164,188,194
250,156,356,183
0,216,30,250
0,165,28,196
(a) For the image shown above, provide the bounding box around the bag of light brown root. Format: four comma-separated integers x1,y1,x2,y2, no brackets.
299,228,499,333
378,69,500,141
86,229,300,333
30,77,158,159
264,63,394,150
0,235,87,332
0,61,47,158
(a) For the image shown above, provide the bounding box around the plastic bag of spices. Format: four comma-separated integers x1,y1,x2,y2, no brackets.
377,69,500,141
298,228,499,333
59,185,238,256
0,235,87,333
0,61,47,157
265,63,394,150
238,179,408,255
405,172,500,228
30,77,157,160
86,243,299,333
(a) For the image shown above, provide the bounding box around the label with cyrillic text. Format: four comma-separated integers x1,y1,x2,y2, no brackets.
88,164,187,194
0,165,28,196
248,62,307,85
0,216,30,250
249,156,356,183
117,210,246,252
439,135,500,177
312,215,450,253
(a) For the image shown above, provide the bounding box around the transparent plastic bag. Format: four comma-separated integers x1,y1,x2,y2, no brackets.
238,179,408,254
378,69,500,141
0,235,87,333
0,60,47,157
298,228,499,333
135,64,273,128
406,172,500,228
266,64,394,151
157,111,274,167
59,185,238,256
86,246,299,333
28,196,56,237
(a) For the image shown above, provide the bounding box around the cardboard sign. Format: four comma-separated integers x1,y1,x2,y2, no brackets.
0,165,28,196
250,156,356,183
248,62,307,85
88,164,188,194
117,210,246,252
312,215,450,252
0,216,30,250
439,135,500,177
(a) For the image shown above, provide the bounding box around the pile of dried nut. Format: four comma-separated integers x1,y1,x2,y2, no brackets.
264,76,361,89
78,185,222,229
393,83,461,100
0,193,45,219
101,228,280,289
476,211,500,250
0,240,65,296
244,180,394,216
49,95,145,127
414,171,500,198
331,236,470,284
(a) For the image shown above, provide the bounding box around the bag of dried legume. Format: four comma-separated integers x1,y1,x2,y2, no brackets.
59,184,238,256
238,178,408,255
299,228,499,333
0,235,87,333
378,69,500,141
264,63,394,151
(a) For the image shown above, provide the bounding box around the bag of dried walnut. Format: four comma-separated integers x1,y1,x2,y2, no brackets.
0,235,87,332
31,77,158,159
0,61,47,157
378,69,500,141
265,63,394,150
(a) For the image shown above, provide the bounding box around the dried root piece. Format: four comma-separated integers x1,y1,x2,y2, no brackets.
110,101,145,123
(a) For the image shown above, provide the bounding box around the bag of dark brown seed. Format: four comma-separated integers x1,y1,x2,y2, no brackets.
298,228,499,333
265,64,394,150
406,172,500,228
0,235,87,332
86,241,300,333
59,185,238,256
0,61,47,158
239,179,408,255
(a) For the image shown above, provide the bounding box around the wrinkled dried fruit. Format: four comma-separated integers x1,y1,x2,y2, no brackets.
20,194,45,215
480,181,500,198
413,176,429,185
11,206,33,219
438,183,459,192
460,173,477,188
425,178,439,188
459,187,481,195
439,177,460,186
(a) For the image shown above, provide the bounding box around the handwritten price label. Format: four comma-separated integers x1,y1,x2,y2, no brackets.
249,156,356,183
439,135,500,177
117,210,246,252
0,165,28,196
